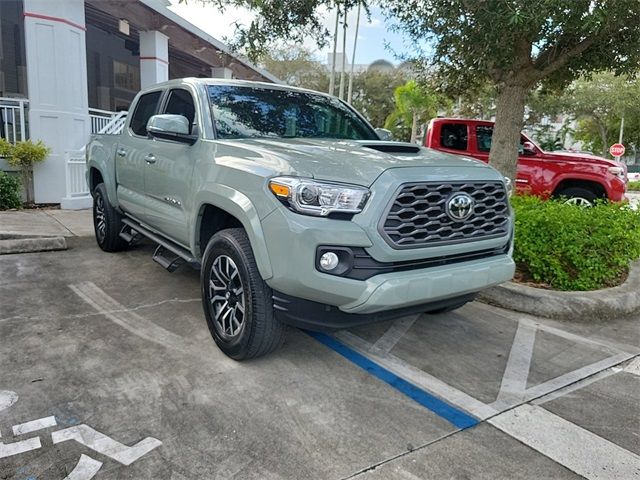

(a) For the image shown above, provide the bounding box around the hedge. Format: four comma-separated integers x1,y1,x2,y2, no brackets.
0,171,22,210
511,195,640,291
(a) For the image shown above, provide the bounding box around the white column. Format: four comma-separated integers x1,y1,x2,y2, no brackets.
139,31,169,89
23,0,91,208
211,67,233,79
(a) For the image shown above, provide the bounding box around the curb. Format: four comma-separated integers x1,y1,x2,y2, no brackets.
0,234,67,255
478,261,640,320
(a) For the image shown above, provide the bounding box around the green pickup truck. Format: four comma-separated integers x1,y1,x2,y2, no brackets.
86,78,515,360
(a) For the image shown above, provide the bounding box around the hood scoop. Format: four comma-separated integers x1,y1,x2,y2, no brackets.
361,142,421,154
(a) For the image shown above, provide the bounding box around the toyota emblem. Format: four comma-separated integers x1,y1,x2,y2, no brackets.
446,193,475,221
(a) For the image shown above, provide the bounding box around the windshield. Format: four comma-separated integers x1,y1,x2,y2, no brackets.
208,85,378,140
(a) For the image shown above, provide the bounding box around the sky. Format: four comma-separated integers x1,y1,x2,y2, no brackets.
167,2,411,66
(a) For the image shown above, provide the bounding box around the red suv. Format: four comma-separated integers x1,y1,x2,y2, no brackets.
424,118,627,205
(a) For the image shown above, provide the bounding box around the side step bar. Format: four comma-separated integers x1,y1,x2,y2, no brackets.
121,217,201,271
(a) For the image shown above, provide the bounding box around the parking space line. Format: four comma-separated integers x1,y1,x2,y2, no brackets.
336,331,499,419
622,356,640,376
532,368,617,405
370,316,417,355
309,331,479,429
520,352,633,399
489,404,640,479
12,415,57,436
69,282,196,352
494,321,536,405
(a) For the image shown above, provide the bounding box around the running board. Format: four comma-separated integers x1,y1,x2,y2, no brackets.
121,217,200,271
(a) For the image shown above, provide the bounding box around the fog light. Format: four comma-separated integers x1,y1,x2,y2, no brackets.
319,252,339,271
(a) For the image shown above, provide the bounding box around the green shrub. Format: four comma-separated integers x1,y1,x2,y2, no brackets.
511,195,640,291
4,139,50,205
0,171,22,210
628,180,640,191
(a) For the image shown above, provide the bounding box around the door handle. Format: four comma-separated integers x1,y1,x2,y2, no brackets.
145,154,156,164
116,147,127,157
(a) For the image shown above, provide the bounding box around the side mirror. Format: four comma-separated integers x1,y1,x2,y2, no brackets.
375,128,393,141
147,114,197,145
522,141,536,155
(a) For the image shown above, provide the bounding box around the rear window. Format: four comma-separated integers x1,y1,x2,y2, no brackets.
440,123,468,151
476,125,493,152
129,91,162,136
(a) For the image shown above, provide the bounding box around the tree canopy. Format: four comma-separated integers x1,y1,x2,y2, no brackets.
193,0,640,178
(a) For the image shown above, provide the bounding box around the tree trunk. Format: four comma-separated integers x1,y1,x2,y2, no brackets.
489,83,528,183
595,120,608,157
21,168,33,205
410,111,418,144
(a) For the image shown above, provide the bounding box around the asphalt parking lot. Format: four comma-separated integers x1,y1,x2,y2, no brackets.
1,237,639,479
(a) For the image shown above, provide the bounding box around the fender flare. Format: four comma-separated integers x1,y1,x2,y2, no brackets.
192,185,274,280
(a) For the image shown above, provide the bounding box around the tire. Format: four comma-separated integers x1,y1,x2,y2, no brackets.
93,183,128,252
201,228,285,360
556,187,598,207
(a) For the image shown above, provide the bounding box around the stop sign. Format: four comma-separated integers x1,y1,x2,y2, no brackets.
609,143,625,157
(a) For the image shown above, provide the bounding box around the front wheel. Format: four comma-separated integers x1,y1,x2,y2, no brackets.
556,187,598,207
201,228,285,360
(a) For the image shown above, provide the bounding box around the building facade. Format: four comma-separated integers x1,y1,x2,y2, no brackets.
0,0,277,208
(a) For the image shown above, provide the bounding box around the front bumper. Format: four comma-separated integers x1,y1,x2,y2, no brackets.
260,166,514,322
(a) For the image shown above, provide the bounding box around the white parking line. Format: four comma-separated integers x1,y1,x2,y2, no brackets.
12,415,57,435
69,282,196,352
490,404,640,479
494,321,536,405
370,316,417,354
622,356,640,376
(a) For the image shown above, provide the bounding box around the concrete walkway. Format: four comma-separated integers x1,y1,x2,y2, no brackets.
0,209,93,237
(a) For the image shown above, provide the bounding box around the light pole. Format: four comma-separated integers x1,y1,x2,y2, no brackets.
328,3,340,96
338,7,348,100
347,1,361,105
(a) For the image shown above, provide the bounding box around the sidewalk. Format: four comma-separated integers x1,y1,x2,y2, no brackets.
0,208,93,237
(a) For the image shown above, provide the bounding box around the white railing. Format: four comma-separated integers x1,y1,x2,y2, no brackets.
0,97,29,143
89,108,128,135
65,150,89,198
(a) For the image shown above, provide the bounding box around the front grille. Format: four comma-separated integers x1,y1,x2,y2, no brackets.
380,181,510,248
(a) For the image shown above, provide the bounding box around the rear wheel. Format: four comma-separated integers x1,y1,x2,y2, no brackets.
556,187,598,207
201,228,284,360
93,183,128,252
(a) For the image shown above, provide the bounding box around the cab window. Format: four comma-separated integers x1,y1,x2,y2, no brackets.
163,89,196,134
476,125,493,152
129,91,162,136
476,125,529,154
440,123,468,151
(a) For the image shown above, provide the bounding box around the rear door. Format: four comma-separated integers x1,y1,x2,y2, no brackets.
473,124,533,193
143,87,199,246
116,90,163,220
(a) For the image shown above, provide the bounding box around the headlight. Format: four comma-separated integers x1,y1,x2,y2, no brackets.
268,176,369,217
504,177,513,197
608,166,625,180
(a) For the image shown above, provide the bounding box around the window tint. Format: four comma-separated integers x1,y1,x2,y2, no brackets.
164,89,196,134
208,85,377,140
129,91,162,136
440,123,468,151
476,125,493,152
477,125,530,154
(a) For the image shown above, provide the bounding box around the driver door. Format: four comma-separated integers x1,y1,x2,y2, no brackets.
143,88,199,247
